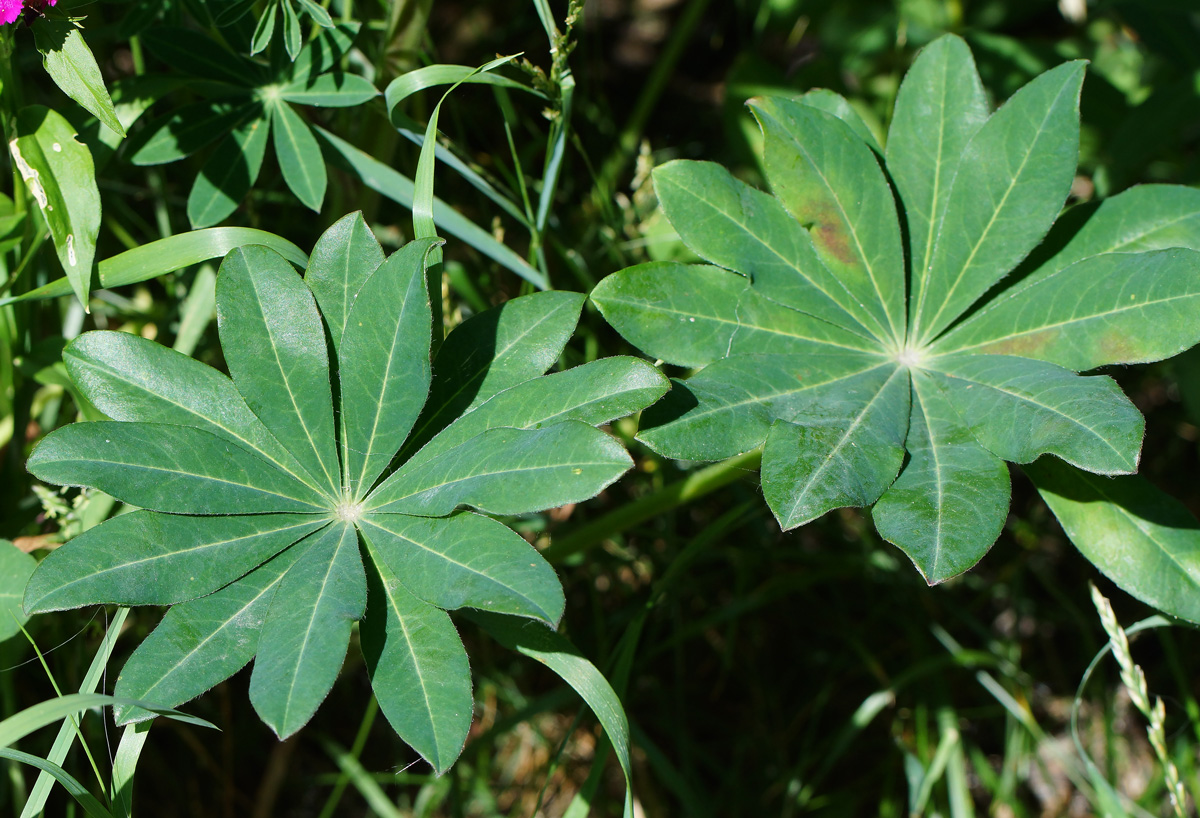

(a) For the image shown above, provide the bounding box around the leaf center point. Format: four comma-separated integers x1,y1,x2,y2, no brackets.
895,344,928,370
335,499,365,523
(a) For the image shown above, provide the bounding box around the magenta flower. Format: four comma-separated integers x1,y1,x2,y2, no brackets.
2,0,57,25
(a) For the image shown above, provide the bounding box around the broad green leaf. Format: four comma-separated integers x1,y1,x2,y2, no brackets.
367,422,632,517
250,523,366,738
34,20,125,138
304,211,385,350
217,245,341,494
360,552,471,774
280,72,378,107
590,262,874,369
271,100,326,211
0,541,36,641
928,353,1142,474
11,106,101,307
1025,458,1200,624
27,421,327,514
0,749,115,818
63,330,319,490
113,542,311,724
466,611,635,818
340,239,441,497
23,511,325,612
873,375,1011,584
933,249,1200,371
650,161,868,335
405,291,585,453
0,227,307,307
315,126,548,289
408,357,668,468
251,2,276,55
799,89,882,154
128,99,256,166
749,96,906,344
761,364,909,529
143,26,265,86
187,113,270,228
361,511,564,624
638,352,892,461
1024,184,1200,285
886,34,989,315
914,61,1086,343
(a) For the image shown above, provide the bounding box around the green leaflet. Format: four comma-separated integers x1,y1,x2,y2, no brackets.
271,100,326,211
872,374,1011,583
361,512,564,625
28,215,654,772
886,34,988,317
340,238,441,498
1025,459,1200,624
218,245,341,494
26,421,328,514
23,511,325,611
367,422,632,517
360,552,471,775
129,100,257,166
187,113,270,228
11,106,101,307
0,541,36,642
34,19,125,138
594,34,1192,590
250,523,365,738
280,72,379,107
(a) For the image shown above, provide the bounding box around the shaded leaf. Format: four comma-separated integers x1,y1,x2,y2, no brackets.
128,99,256,166
187,113,270,228
280,73,378,107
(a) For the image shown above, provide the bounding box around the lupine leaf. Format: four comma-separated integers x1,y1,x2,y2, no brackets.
34,20,125,138
187,113,270,228
280,73,379,107
304,211,386,351
270,101,326,211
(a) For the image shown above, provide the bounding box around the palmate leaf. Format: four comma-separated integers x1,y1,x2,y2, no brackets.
25,213,662,770
594,33,1200,602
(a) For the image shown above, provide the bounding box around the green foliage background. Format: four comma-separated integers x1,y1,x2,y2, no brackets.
6,0,1200,815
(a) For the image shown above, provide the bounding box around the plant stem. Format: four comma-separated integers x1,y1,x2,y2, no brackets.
543,448,761,564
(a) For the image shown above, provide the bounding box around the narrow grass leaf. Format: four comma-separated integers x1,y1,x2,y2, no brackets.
384,64,543,112
113,542,313,724
886,34,989,319
340,238,441,497
187,113,270,228
1025,458,1200,625
250,523,366,738
12,106,100,306
405,291,585,453
361,511,564,624
218,245,341,494
1,693,214,747
762,364,909,529
27,421,328,514
929,353,1143,475
0,749,114,818
314,126,547,288
34,20,125,137
466,611,635,818
934,249,1200,371
360,553,472,774
317,736,406,818
916,61,1085,343
280,73,378,107
638,352,891,461
64,330,320,491
271,101,326,211
873,374,1011,583
304,211,385,351
368,422,632,517
23,511,325,612
111,722,152,818
651,160,867,334
749,96,906,343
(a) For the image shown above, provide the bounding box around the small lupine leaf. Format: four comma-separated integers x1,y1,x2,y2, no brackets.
270,101,326,211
